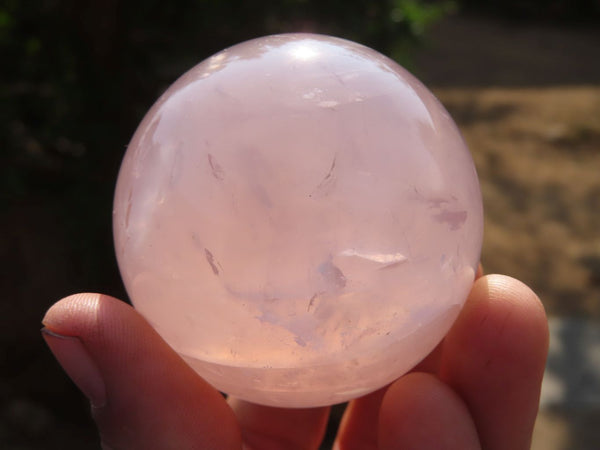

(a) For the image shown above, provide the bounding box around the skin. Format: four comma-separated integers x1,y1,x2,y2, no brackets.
42,272,548,450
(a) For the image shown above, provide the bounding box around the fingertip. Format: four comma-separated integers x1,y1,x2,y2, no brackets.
334,387,387,450
42,292,104,334
42,293,242,450
451,274,549,373
41,327,107,408
441,274,549,450
229,397,330,450
486,274,548,328
379,373,480,450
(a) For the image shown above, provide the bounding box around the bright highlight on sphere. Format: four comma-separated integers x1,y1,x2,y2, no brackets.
113,34,483,408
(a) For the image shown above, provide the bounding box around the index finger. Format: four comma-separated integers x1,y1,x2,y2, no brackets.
440,275,549,450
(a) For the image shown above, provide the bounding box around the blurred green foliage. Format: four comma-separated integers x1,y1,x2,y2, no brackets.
461,0,600,22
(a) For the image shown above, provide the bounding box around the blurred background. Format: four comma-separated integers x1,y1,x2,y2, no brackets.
1,0,599,448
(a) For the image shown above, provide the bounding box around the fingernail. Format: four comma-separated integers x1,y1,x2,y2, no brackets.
42,328,107,408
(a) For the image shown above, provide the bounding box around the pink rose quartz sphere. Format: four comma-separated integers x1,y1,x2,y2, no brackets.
113,34,483,407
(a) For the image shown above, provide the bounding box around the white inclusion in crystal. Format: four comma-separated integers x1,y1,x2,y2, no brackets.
318,100,339,108
339,249,408,269
302,88,322,100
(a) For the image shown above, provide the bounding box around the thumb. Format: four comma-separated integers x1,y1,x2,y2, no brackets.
42,293,242,450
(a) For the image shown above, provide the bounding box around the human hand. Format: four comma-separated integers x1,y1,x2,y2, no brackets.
42,273,548,450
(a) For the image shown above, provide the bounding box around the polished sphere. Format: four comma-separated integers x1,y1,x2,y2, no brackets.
113,34,483,407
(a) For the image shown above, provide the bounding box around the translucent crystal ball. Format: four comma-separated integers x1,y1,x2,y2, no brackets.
113,34,483,408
